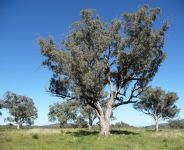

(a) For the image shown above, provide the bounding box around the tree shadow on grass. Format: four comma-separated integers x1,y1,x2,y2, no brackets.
110,129,139,135
66,130,99,137
66,129,139,137
145,129,155,132
145,129,162,133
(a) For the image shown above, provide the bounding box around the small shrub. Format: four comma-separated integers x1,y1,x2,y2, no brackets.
162,139,168,143
32,133,39,139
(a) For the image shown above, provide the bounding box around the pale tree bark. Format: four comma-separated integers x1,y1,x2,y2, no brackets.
98,70,115,136
155,117,159,132
90,61,141,136
17,123,20,129
17,122,22,129
99,96,114,136
94,101,111,136
88,125,92,129
99,115,110,135
96,82,140,135
16,120,23,129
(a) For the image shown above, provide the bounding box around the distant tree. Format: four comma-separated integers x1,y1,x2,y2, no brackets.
48,100,97,128
48,100,78,127
0,100,2,116
39,5,168,135
168,119,184,129
75,115,88,128
0,99,4,115
2,91,38,129
48,77,104,128
134,87,179,132
80,105,97,129
111,121,133,128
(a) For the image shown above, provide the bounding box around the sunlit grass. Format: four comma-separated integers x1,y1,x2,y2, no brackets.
0,127,184,150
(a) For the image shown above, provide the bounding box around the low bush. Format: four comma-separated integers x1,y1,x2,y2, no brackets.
32,133,39,139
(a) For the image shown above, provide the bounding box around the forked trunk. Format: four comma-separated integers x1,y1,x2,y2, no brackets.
95,96,113,136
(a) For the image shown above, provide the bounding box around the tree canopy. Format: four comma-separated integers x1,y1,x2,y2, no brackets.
48,100,97,128
0,100,2,116
2,91,38,129
168,119,184,129
39,5,168,135
48,100,79,127
134,87,179,131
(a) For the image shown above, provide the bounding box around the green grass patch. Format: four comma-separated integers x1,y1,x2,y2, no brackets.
0,128,184,150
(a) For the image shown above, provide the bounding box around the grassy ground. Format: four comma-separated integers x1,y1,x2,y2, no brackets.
0,127,184,150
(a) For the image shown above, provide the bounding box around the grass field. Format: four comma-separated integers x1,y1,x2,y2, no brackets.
0,127,184,150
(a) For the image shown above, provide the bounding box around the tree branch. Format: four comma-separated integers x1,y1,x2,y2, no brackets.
113,80,147,108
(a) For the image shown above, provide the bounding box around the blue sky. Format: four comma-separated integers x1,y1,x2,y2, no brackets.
0,0,184,126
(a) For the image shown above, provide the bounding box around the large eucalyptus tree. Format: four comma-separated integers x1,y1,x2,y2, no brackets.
39,5,168,135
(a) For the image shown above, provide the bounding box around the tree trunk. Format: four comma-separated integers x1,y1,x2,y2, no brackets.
17,123,20,129
88,118,93,129
95,98,113,136
99,116,110,136
99,96,114,136
88,125,92,129
155,117,159,132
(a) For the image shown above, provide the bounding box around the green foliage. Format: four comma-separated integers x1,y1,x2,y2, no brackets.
168,119,184,129
80,104,97,127
134,87,179,131
2,91,38,127
134,87,179,120
0,100,3,116
48,100,78,127
75,116,88,128
111,121,133,128
48,100,97,128
0,100,2,116
39,4,167,106
39,5,168,134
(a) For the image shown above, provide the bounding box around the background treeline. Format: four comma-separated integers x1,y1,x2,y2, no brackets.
168,119,184,129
